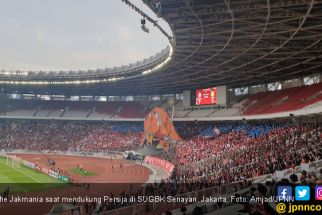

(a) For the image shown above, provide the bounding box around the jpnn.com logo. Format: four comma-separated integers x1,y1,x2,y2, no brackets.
276,203,322,214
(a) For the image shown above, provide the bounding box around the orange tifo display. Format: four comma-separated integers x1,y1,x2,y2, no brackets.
143,107,181,151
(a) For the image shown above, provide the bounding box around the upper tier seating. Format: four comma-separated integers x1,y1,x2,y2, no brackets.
1,82,322,119
117,102,145,118
243,82,322,115
0,100,149,119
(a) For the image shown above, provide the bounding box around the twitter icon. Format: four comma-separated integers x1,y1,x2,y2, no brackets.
295,186,310,201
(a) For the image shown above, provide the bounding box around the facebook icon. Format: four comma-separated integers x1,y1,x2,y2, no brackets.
277,186,293,201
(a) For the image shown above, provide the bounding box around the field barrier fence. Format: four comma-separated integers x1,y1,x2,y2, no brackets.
0,149,124,159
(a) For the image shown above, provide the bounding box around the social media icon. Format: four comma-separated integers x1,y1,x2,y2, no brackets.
295,186,310,201
277,186,292,201
315,186,322,200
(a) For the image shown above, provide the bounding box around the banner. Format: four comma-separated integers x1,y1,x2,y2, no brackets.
58,175,70,182
22,160,36,169
144,156,174,174
35,165,42,172
49,170,69,182
48,170,59,179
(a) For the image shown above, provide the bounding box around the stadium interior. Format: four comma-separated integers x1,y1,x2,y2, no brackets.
0,0,322,215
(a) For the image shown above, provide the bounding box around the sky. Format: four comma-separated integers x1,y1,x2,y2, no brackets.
0,0,171,71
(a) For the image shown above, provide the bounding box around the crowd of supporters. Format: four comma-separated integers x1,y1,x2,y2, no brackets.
0,119,322,215
0,120,321,186
0,120,143,151
95,122,321,214
94,179,251,214
174,124,322,184
0,120,321,181
174,124,283,164
233,168,322,215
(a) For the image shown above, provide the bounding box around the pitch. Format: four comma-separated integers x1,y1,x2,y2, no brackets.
0,157,66,193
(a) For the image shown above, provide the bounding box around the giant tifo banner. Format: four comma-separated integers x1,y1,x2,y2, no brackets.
143,107,182,152
195,87,217,105
144,156,175,175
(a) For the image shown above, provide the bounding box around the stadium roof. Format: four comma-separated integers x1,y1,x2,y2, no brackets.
1,0,322,96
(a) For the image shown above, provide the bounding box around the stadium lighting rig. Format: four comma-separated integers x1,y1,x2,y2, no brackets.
0,77,125,85
1,70,28,76
121,0,174,76
121,0,172,42
141,19,149,33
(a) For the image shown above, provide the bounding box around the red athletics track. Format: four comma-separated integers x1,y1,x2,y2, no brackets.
15,153,150,183
0,153,151,215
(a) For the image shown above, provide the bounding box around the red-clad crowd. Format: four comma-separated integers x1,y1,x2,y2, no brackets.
174,125,322,184
1,119,322,215
0,121,142,152
72,127,141,151
175,130,259,164
0,120,321,186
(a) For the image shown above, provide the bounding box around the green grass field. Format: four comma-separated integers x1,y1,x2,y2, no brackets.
0,157,68,193
69,168,97,176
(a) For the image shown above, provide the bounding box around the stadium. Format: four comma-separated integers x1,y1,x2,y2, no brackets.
0,0,321,215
